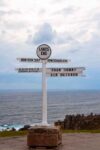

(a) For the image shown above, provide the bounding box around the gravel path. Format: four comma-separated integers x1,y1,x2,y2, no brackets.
0,133,100,150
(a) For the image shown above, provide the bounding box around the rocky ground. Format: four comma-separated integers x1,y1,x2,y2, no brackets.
0,133,100,150
55,113,100,130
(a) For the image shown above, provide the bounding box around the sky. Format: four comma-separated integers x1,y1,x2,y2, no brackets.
0,0,100,90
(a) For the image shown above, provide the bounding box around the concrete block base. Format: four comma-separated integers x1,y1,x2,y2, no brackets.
27,125,62,148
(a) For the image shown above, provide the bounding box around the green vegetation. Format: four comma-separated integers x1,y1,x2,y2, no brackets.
0,130,28,137
0,129,100,138
63,129,100,133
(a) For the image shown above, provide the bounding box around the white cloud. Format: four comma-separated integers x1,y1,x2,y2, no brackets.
0,0,5,6
0,0,100,74
33,23,56,45
0,10,20,16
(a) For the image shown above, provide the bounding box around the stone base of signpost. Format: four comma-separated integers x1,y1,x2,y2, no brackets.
27,125,62,148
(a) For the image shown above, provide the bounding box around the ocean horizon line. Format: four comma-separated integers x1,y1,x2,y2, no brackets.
0,89,100,92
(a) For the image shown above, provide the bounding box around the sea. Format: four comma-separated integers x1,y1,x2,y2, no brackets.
0,90,100,131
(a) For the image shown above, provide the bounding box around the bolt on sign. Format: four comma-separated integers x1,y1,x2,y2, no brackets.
17,44,85,126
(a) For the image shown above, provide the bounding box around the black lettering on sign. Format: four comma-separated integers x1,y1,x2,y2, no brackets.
41,52,47,55
40,47,49,51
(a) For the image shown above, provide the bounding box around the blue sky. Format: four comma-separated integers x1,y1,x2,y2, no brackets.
0,0,100,90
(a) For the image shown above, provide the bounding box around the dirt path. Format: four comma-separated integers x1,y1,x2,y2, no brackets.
0,133,100,150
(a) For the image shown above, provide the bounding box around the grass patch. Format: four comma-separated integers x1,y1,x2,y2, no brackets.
0,129,100,138
63,129,100,133
0,130,28,137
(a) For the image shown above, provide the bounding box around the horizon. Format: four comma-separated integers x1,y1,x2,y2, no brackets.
0,89,100,92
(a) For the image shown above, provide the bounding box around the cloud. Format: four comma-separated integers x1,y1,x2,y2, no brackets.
3,20,28,30
0,0,5,6
62,7,77,15
33,23,56,45
55,6,78,16
0,8,25,41
32,22,78,48
38,9,46,15
0,40,37,74
92,11,100,29
52,0,65,3
0,10,21,16
30,23,81,54
55,33,73,44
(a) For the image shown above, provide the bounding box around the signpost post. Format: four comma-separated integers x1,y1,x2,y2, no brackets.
37,44,52,125
17,44,85,148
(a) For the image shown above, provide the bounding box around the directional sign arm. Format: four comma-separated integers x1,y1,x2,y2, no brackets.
16,68,42,73
46,67,85,77
16,67,85,76
47,72,84,77
17,58,70,63
46,67,85,73
47,59,70,63
17,58,41,63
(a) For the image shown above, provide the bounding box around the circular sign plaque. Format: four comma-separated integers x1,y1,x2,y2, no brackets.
37,44,51,60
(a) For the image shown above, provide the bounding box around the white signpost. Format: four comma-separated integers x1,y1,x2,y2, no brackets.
17,44,85,126
37,44,52,125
